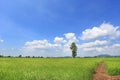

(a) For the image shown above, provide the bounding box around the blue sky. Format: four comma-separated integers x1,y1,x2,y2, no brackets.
0,0,120,57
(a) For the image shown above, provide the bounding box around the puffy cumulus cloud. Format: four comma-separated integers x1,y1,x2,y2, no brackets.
64,33,78,43
23,39,63,56
79,42,120,56
25,40,53,49
0,39,4,43
79,23,120,56
62,33,78,54
22,33,78,56
23,40,69,56
80,40,108,48
22,24,120,57
112,44,120,47
100,44,120,55
79,40,108,52
64,33,75,39
81,23,120,40
83,47,104,52
54,37,66,43
53,44,62,49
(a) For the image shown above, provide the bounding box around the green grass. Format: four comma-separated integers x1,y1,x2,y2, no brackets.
0,58,120,80
0,58,102,80
105,58,120,76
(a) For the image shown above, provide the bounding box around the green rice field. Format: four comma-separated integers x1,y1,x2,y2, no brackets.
0,58,120,80
106,58,120,76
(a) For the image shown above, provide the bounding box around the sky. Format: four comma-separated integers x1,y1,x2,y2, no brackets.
0,0,120,57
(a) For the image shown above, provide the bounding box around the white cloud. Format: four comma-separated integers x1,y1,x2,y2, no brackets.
79,43,120,55
80,40,108,48
64,33,78,43
64,33,75,39
83,47,104,52
21,24,120,57
112,44,120,48
81,23,120,40
23,39,69,56
22,33,78,56
101,44,120,55
25,39,53,50
78,40,108,53
23,39,58,56
0,39,4,43
54,37,66,43
53,44,62,49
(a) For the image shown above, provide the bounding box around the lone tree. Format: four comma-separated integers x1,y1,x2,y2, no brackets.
18,55,22,58
70,42,77,58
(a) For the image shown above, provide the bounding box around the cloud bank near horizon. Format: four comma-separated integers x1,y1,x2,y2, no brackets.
21,23,120,57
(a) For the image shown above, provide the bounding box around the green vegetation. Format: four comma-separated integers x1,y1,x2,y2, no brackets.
106,58,120,76
70,42,77,58
0,58,102,80
0,58,119,80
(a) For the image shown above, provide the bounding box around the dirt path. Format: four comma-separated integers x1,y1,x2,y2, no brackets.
93,62,120,80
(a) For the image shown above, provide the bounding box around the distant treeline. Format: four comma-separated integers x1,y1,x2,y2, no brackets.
0,55,44,58
0,55,120,58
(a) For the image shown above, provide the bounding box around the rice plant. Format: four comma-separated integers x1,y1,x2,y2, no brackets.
0,58,119,80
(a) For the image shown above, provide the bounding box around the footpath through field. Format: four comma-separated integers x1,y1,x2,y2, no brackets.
93,62,120,80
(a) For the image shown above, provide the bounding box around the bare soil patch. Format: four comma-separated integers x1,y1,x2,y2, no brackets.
93,62,120,80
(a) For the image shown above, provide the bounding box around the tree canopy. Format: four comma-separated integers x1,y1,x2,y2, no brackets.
70,42,77,58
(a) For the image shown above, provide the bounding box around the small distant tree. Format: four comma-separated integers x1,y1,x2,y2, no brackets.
18,55,22,58
37,56,40,58
0,55,3,57
41,56,44,58
32,56,35,58
8,56,11,58
70,42,77,58
25,56,30,58
27,56,30,58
